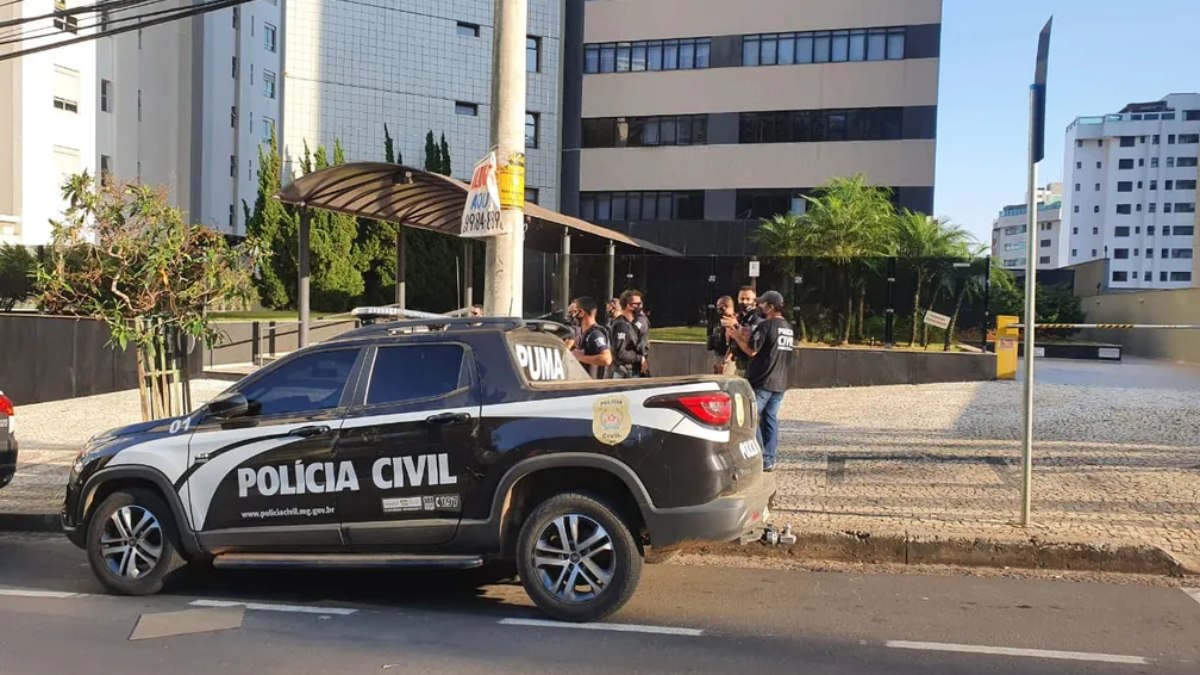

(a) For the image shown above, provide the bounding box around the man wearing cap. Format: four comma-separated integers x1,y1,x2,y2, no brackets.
728,290,794,472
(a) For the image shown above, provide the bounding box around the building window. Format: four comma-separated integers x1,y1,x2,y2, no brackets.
1096,161,1102,169
1170,249,1194,259
1092,249,1097,257
53,145,81,183
584,37,714,73
1075,161,1081,169
137,89,142,121
1039,256,1050,264
232,7,239,28
741,27,904,67
1153,134,1161,144
1093,227,1099,235
99,79,113,112
232,56,239,79
1073,205,1079,213
580,191,705,221
1139,158,1145,167
456,22,479,37
99,154,112,185
1168,157,1176,168
53,2,79,34
1149,225,1156,235
737,107,904,144
1170,272,1193,282
524,187,539,205
230,155,237,177
1146,248,1154,258
1168,134,1176,144
1076,140,1082,148
1071,249,1077,257
1174,226,1195,236
1117,181,1133,192
1072,227,1078,234
263,70,276,99
1113,248,1129,259
525,112,539,149
1178,157,1199,168
1175,202,1196,213
1114,226,1130,236
1179,134,1200,144
1112,271,1128,282
228,205,236,229
1098,139,1104,147
230,105,238,128
1095,183,1101,191
527,36,541,73
1176,179,1197,190
264,23,277,52
1118,159,1134,170
262,116,275,143
583,115,708,148
1116,204,1132,215
455,101,478,116
1040,239,1051,248
53,65,80,113
1165,227,1172,236
1166,180,1174,190
1119,136,1135,147
1150,180,1158,190
1074,183,1080,192
1185,110,1200,121
1151,157,1159,168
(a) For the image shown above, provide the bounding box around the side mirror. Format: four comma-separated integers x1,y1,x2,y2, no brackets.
207,392,249,420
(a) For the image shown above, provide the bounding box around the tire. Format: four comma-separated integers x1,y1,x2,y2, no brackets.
516,492,643,623
85,489,182,596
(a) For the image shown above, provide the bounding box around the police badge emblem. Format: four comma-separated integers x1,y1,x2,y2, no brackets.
592,395,632,446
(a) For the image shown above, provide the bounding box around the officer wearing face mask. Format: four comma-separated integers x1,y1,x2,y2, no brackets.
722,285,763,377
569,296,612,379
562,301,581,351
621,289,651,377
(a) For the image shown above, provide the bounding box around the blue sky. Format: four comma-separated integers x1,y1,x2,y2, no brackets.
935,0,1200,244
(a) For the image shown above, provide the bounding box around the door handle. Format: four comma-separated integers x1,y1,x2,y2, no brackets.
424,412,470,426
194,452,211,465
289,424,331,438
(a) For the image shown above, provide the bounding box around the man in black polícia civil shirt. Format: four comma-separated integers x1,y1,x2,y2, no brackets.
728,290,794,472
570,296,613,379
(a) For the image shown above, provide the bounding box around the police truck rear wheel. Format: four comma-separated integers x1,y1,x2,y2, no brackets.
517,493,642,622
85,489,181,596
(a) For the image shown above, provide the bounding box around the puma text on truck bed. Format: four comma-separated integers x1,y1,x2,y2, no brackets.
61,317,774,622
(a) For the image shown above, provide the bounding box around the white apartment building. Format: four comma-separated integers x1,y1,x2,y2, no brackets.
281,0,563,208
1,0,98,246
991,183,1066,271
2,1,280,245
1062,93,1200,288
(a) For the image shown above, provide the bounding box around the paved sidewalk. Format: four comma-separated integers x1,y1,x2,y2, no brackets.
3,359,1198,571
770,358,1200,568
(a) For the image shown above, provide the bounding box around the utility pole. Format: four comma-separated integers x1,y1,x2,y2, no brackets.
1021,18,1052,527
483,0,527,317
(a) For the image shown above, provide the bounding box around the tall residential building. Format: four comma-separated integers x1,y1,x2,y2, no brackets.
991,183,1066,271
1,0,98,246
2,1,279,245
281,0,562,207
561,0,943,255
1062,93,1200,288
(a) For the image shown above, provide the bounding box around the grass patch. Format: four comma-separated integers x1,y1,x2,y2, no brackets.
649,326,708,342
649,325,978,353
210,310,306,322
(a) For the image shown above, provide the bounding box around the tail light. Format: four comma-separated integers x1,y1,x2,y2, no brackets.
0,393,12,418
646,392,731,428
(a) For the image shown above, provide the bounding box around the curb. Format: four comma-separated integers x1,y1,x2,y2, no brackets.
0,513,60,533
683,531,1194,577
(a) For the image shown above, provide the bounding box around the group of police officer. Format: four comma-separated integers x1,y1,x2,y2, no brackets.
563,290,651,380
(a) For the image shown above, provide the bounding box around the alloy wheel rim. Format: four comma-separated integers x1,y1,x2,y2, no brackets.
99,505,163,579
533,514,616,602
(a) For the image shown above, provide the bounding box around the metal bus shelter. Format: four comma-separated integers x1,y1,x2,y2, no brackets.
275,161,678,346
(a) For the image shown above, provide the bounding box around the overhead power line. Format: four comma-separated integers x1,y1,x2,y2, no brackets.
0,0,173,46
0,0,159,30
0,0,252,62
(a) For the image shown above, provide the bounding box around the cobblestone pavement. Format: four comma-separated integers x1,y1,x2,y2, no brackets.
3,362,1198,569
770,362,1200,565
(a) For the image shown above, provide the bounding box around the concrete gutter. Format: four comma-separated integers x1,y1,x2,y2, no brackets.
679,530,1200,577
3,512,1195,577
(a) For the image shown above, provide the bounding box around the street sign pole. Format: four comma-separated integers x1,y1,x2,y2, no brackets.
1021,17,1052,527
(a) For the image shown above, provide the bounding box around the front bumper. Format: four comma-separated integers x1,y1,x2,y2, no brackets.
642,471,776,549
0,435,17,489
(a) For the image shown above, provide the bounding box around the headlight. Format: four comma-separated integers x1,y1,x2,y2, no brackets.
70,451,85,479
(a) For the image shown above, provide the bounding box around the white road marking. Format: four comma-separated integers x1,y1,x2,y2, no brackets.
885,640,1150,665
0,588,83,599
498,617,703,637
1183,588,1200,606
189,599,358,616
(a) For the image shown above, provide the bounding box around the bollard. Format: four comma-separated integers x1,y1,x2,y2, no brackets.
995,315,1019,380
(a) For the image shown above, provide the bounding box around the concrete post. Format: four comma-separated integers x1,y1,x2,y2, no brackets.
483,0,528,318
464,241,474,309
396,225,407,309
298,206,311,348
560,228,571,312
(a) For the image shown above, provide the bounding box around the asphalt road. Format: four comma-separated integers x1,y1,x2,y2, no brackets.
1,533,1199,674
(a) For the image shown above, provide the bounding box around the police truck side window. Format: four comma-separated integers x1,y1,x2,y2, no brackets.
366,345,468,405
239,350,359,417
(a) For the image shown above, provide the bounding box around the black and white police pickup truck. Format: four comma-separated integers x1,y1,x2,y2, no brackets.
62,317,773,621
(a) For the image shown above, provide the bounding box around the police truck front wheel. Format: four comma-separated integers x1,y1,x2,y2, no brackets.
516,493,643,623
85,489,182,596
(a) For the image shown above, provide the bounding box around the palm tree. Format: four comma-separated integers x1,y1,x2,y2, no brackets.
891,211,970,346
940,243,988,351
794,176,896,344
755,213,811,340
